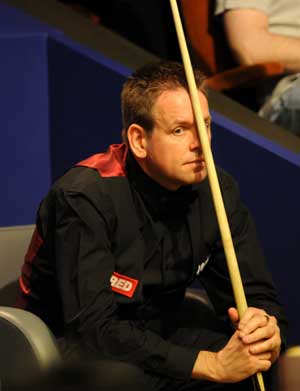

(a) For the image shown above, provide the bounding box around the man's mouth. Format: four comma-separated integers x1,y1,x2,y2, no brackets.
185,158,205,165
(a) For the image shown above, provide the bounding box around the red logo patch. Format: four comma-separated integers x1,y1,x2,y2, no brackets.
110,272,139,298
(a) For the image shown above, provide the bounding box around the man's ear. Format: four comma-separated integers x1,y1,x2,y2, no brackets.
127,124,148,158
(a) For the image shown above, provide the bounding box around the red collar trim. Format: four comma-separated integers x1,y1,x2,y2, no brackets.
76,144,128,177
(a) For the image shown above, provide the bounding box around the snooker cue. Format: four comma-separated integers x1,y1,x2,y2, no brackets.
169,1,265,390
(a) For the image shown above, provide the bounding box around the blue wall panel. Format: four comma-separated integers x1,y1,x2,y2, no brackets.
0,36,51,226
0,4,130,226
47,38,127,180
212,113,300,344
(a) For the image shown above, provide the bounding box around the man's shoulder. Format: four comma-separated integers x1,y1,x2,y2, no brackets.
51,166,130,201
51,143,129,196
41,165,133,229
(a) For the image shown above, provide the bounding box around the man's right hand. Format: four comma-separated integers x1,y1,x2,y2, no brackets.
191,331,272,383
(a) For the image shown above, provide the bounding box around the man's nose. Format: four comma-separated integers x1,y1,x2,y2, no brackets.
190,130,201,150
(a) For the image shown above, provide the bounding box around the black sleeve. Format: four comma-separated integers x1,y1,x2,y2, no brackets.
198,174,288,347
54,188,199,380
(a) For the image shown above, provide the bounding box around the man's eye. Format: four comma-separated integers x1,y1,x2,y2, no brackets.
173,128,184,135
205,121,211,130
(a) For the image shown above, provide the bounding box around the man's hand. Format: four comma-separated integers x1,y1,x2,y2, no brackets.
228,307,281,364
192,306,281,382
192,331,271,383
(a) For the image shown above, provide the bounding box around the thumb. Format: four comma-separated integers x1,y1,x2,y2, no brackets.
228,307,240,328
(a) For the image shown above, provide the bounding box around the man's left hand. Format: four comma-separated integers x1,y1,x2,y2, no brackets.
228,307,281,364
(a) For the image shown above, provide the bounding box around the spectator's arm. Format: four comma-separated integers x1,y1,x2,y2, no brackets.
223,8,300,72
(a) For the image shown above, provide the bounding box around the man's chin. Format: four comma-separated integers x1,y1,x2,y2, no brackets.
191,170,208,184
180,173,207,186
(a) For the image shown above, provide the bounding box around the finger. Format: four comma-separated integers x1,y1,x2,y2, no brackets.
256,359,272,372
250,350,272,361
249,336,280,355
241,322,277,344
238,309,269,336
228,307,239,327
238,307,265,324
257,351,272,361
237,307,258,331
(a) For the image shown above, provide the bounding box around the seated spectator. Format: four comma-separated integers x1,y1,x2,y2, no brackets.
215,0,300,137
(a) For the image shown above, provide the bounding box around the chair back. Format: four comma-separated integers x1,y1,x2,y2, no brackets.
0,225,35,306
278,346,300,391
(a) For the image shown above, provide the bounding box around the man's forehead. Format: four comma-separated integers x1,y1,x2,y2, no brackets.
152,88,209,119
154,87,207,105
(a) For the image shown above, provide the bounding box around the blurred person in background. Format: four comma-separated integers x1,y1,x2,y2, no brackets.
215,0,300,137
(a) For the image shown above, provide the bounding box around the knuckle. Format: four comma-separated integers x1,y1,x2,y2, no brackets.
261,361,271,372
250,307,260,315
269,324,276,335
269,340,275,350
266,361,272,370
276,325,281,335
267,352,272,360
276,335,281,345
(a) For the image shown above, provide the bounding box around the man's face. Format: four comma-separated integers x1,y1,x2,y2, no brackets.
142,88,211,190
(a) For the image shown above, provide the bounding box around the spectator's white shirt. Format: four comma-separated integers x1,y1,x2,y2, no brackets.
215,0,300,38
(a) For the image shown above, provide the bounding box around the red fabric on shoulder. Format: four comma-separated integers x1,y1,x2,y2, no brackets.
77,144,128,177
19,228,44,296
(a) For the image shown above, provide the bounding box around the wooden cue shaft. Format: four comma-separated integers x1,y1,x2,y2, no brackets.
169,1,265,390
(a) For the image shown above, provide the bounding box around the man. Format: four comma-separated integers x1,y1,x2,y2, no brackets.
215,0,300,136
17,61,287,390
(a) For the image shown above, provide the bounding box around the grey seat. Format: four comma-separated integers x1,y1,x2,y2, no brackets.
0,225,62,386
0,225,218,388
0,306,61,387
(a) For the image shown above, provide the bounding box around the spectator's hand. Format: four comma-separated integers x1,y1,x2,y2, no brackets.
228,307,281,364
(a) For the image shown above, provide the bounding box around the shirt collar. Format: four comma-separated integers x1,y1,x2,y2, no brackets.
126,150,198,219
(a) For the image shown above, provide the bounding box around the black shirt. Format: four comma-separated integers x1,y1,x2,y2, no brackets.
18,144,288,380
127,151,196,292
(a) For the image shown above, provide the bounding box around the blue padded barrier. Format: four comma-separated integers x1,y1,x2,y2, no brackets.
0,3,130,226
47,37,128,181
0,35,51,226
212,112,300,344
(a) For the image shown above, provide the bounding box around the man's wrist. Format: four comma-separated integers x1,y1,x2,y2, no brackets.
191,350,221,382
